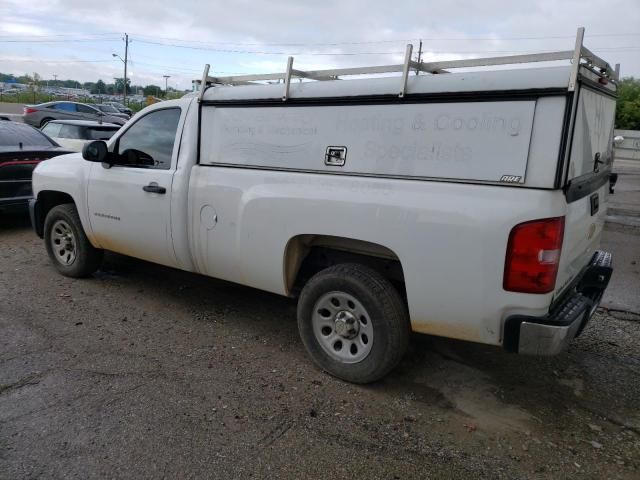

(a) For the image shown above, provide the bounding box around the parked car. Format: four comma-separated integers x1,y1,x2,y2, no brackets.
104,101,133,117
95,104,130,121
30,36,616,383
22,101,127,128
0,120,72,213
41,120,121,152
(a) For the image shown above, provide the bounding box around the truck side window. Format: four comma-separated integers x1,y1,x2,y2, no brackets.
115,108,181,169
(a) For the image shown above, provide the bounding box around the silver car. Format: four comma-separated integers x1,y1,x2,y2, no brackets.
95,104,130,121
22,101,127,128
40,119,121,152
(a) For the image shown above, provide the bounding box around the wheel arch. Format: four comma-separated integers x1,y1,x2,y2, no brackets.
283,234,407,299
33,190,76,238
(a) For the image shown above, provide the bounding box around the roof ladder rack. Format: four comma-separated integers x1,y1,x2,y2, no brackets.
194,27,619,101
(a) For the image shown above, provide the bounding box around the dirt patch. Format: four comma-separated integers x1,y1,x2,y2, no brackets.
1,214,639,479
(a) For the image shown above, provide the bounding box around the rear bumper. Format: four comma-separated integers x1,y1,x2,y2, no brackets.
504,251,613,355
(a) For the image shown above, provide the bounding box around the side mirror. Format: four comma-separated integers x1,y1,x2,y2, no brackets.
614,135,624,146
82,140,108,163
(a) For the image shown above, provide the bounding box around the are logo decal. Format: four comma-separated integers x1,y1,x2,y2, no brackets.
500,175,523,183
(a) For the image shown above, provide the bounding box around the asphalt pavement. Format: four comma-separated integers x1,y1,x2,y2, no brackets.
602,158,640,313
0,158,638,480
1,197,639,479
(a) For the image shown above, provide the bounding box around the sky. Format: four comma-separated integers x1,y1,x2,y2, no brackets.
1,0,639,91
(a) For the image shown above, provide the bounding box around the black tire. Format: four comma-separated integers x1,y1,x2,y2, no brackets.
44,204,103,278
297,263,410,383
40,118,54,128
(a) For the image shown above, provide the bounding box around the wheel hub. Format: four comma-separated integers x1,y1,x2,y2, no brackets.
50,220,77,266
334,311,359,338
311,291,374,364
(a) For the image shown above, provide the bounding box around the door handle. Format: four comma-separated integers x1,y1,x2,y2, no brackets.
142,183,166,194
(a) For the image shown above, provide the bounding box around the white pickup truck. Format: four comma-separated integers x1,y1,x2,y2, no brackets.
30,30,616,383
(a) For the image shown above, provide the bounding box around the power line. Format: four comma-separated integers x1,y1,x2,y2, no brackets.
0,38,121,44
0,32,118,38
134,39,405,55
132,39,640,56
107,31,640,46
3,31,640,47
0,58,114,64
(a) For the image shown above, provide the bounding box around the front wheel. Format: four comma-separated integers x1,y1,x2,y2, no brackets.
297,263,410,383
44,204,103,277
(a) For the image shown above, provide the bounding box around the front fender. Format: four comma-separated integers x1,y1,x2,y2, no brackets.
32,153,96,244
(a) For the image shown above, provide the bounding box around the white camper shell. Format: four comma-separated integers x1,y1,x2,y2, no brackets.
31,28,616,383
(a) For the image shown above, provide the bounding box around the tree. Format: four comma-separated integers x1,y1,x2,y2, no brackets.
15,74,33,84
143,84,162,96
91,79,106,95
616,77,640,131
114,77,131,95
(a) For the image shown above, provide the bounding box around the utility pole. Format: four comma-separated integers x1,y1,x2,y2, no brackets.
163,75,171,98
415,39,423,75
123,33,130,106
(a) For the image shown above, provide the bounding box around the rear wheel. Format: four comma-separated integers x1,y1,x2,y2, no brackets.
44,204,103,277
40,117,54,128
297,263,409,383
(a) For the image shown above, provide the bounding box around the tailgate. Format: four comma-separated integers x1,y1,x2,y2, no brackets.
554,84,616,298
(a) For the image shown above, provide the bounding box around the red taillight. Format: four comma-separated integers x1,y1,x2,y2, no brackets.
23,107,37,114
504,217,565,294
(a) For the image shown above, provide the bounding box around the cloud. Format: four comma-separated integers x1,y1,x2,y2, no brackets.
1,0,638,87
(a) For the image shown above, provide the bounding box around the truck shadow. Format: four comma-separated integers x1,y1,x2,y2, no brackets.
96,251,639,439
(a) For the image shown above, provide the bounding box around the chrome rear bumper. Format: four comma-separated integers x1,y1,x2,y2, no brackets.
504,251,613,355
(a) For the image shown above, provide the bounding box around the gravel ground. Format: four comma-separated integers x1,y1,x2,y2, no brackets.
1,213,639,479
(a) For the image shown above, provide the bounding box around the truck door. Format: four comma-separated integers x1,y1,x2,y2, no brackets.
87,107,182,267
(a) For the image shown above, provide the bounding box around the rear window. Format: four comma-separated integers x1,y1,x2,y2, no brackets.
87,126,119,140
58,125,85,139
0,122,55,147
41,122,62,138
567,87,616,179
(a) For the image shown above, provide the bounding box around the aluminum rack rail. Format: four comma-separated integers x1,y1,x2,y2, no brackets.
196,27,619,102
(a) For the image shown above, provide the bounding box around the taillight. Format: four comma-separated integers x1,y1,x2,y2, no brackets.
504,217,565,294
24,107,37,114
